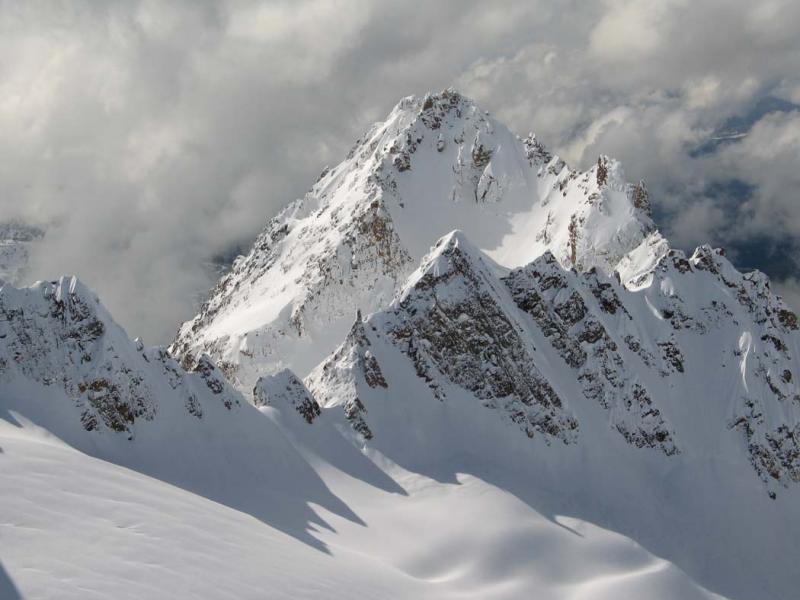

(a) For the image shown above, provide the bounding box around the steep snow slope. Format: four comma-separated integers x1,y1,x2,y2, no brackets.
0,276,368,551
307,230,800,600
0,276,725,600
172,90,657,389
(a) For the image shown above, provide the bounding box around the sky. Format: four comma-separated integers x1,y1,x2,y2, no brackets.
1,0,799,343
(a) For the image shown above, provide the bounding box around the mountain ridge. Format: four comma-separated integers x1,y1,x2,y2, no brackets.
3,89,800,600
170,89,661,390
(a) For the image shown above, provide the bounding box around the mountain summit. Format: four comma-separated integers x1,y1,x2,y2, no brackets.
171,89,659,389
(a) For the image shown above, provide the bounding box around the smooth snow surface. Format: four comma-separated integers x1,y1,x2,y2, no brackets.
1,410,724,600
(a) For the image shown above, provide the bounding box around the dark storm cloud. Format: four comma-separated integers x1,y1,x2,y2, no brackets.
1,0,799,342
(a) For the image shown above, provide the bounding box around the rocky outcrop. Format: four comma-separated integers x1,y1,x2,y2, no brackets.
504,253,678,455
308,232,580,446
306,313,393,440
253,369,321,424
0,276,242,438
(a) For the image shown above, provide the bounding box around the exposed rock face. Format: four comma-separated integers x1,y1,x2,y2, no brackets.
383,233,578,442
618,242,800,495
309,232,580,446
253,369,321,424
172,90,658,391
503,253,678,456
305,313,391,440
307,229,800,497
166,89,800,498
0,276,242,437
0,276,155,434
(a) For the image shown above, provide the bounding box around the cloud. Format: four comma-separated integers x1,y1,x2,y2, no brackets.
775,278,800,314
2,0,799,340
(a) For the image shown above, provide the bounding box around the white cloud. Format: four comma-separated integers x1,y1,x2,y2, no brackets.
1,0,799,342
775,278,800,312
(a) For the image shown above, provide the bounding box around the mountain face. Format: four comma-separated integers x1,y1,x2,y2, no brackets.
0,274,732,600
171,89,657,390
0,276,240,438
5,90,800,600
0,275,384,560
301,228,800,599
166,92,800,598
172,88,800,497
308,229,800,494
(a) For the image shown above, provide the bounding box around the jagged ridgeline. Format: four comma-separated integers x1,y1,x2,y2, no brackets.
166,89,800,498
170,89,656,390
0,276,241,438
306,231,800,497
2,89,797,499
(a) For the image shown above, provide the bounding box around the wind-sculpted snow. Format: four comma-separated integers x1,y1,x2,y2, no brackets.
300,228,800,600
6,90,800,600
3,265,798,600
173,89,658,389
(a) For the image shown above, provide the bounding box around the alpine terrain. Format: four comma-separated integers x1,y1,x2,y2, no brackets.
2,90,799,600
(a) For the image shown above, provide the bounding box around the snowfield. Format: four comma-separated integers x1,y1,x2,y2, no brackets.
1,409,724,600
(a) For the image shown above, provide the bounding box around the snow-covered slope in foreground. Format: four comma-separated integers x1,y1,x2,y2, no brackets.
171,89,656,389
0,276,725,599
0,413,724,600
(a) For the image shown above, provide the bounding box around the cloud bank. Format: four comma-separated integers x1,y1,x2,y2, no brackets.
2,0,799,342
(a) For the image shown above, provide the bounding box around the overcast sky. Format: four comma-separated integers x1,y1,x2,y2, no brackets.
2,0,799,343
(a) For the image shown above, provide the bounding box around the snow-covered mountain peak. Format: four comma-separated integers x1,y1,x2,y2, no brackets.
253,368,321,424
308,228,582,446
172,90,662,387
397,228,503,295
6,91,800,600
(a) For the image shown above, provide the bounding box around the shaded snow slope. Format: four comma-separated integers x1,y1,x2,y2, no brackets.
0,419,725,600
172,89,658,389
4,88,800,600
0,276,366,551
307,229,800,600
0,276,726,600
